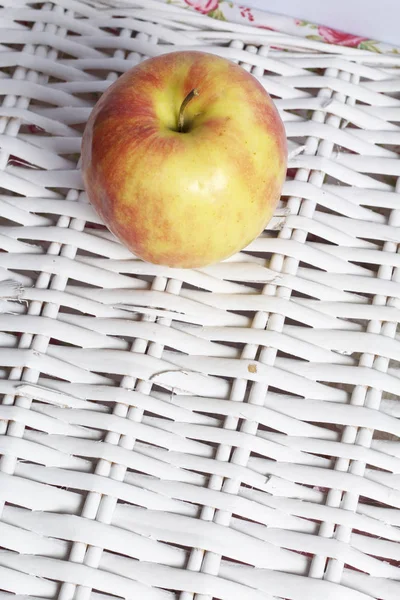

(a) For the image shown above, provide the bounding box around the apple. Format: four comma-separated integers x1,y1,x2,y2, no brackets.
82,51,287,268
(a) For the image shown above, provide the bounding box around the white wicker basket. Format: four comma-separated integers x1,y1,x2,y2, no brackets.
1,1,400,599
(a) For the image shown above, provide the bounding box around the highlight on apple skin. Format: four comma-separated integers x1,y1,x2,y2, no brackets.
82,51,287,269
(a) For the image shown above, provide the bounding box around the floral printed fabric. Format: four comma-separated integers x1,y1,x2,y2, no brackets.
164,0,400,54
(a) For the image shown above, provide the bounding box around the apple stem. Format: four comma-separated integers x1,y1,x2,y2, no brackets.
178,88,199,132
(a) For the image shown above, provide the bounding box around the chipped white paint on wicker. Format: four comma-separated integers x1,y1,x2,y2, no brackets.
0,1,400,599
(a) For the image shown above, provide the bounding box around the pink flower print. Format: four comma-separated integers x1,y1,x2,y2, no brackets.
318,26,368,47
239,5,255,22
184,0,219,14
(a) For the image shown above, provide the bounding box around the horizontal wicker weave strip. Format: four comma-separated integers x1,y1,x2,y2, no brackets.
1,1,400,599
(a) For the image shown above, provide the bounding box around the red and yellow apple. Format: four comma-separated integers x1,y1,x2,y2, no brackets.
82,51,287,268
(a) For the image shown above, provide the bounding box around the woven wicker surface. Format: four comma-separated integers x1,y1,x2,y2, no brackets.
1,1,400,599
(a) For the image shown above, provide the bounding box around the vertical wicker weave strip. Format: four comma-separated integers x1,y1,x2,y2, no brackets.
1,1,400,599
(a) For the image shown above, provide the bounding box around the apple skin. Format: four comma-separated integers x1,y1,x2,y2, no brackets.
82,51,287,268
